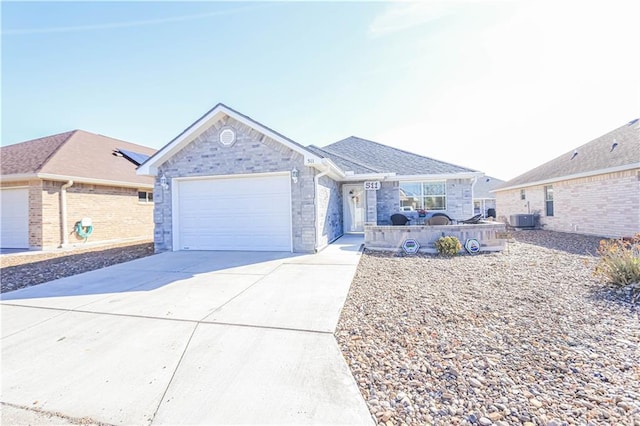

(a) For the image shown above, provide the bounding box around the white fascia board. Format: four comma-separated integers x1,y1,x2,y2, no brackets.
137,104,324,176
222,106,324,166
0,173,38,183
137,108,226,176
492,163,640,193
341,172,396,181
304,157,346,181
2,173,152,189
390,172,485,181
37,173,154,189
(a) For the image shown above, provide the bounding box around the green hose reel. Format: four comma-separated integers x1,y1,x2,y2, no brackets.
75,218,93,241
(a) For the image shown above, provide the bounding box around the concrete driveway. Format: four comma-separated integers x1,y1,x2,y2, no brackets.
1,235,374,425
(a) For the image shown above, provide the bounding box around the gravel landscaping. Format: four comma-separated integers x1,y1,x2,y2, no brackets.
0,241,154,293
336,230,639,426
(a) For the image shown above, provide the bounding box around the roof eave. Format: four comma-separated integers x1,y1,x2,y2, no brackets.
0,173,38,183
1,173,154,189
312,158,346,180
341,172,396,181
493,163,640,192
391,172,485,181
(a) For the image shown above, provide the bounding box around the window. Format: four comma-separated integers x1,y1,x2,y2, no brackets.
138,191,153,203
544,185,554,216
520,189,526,200
399,181,446,211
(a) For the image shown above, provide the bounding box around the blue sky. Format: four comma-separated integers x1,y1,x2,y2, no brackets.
2,1,639,180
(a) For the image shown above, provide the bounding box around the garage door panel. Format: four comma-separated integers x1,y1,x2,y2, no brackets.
177,175,292,251
1,188,29,248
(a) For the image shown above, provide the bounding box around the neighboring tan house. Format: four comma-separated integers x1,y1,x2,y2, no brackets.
494,118,640,238
472,175,504,218
0,130,157,250
137,103,485,253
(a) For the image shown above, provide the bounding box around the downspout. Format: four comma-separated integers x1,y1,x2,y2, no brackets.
60,180,74,247
314,169,330,252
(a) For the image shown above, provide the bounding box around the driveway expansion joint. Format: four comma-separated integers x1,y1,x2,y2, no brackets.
150,323,200,425
2,303,337,336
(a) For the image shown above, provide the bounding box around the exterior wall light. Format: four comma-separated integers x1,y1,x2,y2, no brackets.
291,167,299,183
160,174,169,190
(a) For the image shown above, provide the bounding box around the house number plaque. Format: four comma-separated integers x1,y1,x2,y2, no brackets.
364,181,381,191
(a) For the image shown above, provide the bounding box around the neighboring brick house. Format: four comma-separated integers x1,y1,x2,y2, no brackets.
0,130,157,249
494,119,640,238
137,103,485,253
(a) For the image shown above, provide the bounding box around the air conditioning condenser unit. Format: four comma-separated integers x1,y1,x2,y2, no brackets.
510,214,535,228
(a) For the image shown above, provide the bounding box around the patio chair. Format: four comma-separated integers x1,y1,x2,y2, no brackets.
459,214,483,224
427,215,450,225
390,213,411,226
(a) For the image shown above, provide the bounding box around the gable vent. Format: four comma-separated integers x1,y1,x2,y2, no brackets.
219,128,236,146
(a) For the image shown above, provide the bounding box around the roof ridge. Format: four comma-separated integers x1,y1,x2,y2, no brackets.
34,129,78,172
72,129,155,152
331,135,479,173
563,119,639,155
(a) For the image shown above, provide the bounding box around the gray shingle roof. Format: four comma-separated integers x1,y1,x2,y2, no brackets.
318,136,479,176
498,119,640,189
306,145,380,174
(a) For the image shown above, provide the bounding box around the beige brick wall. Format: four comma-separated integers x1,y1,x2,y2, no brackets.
28,180,44,248
64,183,154,247
496,169,640,238
2,180,153,249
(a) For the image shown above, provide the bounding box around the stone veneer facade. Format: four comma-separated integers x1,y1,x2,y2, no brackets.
495,169,640,238
153,115,324,253
316,175,343,249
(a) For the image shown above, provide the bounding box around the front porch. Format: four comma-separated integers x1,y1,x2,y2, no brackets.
364,221,508,253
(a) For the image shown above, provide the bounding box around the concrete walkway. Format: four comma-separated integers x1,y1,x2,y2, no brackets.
1,235,374,425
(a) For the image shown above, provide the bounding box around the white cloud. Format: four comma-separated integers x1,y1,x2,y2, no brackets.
2,4,271,35
368,1,456,37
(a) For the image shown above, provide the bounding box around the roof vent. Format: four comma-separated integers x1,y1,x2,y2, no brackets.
611,139,618,152
219,128,236,146
570,150,578,160
628,118,639,126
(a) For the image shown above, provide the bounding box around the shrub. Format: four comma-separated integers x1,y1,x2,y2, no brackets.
435,236,462,256
594,234,640,289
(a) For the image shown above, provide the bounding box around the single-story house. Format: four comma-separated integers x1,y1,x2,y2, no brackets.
0,130,157,249
137,103,487,253
494,118,640,238
472,175,504,218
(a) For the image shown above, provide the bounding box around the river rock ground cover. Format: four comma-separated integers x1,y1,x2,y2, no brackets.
336,230,639,426
1,241,154,293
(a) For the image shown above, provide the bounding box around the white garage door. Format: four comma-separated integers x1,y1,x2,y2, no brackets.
176,174,292,251
1,188,29,248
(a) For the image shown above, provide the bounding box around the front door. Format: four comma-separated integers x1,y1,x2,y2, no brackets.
343,184,365,233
